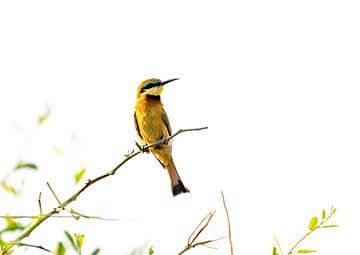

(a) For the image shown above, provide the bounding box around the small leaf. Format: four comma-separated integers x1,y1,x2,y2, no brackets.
298,249,317,253
272,247,278,255
148,246,154,255
53,147,64,156
1,181,17,195
321,209,326,220
5,217,25,232
321,224,338,228
74,167,86,184
38,106,51,125
55,242,66,255
69,209,81,221
64,231,77,250
14,161,38,171
91,248,100,255
308,217,318,230
74,233,84,250
332,207,337,214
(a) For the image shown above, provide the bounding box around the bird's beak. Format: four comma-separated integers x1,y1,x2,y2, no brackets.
161,78,179,86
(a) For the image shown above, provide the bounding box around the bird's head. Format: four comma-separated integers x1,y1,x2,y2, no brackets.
137,78,179,98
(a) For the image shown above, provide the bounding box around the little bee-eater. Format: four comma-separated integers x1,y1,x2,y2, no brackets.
134,78,190,196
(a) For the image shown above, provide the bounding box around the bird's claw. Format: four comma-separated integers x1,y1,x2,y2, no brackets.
141,145,149,153
161,137,169,145
136,141,149,153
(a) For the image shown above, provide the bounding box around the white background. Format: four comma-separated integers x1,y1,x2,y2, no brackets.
1,0,359,254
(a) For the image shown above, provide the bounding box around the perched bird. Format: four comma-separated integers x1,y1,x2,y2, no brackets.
134,78,190,196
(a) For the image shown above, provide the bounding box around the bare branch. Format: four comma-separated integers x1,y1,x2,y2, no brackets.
46,182,64,209
3,126,208,254
0,215,137,222
188,211,216,245
178,210,224,255
221,190,234,255
178,237,225,255
38,192,43,216
8,242,53,254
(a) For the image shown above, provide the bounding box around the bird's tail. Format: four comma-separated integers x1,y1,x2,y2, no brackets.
166,156,190,196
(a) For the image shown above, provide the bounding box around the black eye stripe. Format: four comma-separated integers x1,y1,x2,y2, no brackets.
141,81,160,93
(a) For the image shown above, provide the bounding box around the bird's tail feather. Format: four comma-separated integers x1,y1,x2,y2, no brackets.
166,157,190,196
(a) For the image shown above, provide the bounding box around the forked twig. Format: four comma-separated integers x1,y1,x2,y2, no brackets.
188,211,216,245
178,210,225,255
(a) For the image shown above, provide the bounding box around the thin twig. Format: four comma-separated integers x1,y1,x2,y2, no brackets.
38,192,43,216
178,237,225,255
8,242,53,254
188,211,216,245
178,209,224,255
0,215,137,222
273,234,284,255
46,182,64,209
3,127,207,254
221,190,233,255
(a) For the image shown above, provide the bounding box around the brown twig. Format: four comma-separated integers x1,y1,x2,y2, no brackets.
38,192,43,216
8,242,53,254
2,127,208,254
221,190,234,255
178,210,225,255
178,237,225,255
188,211,216,245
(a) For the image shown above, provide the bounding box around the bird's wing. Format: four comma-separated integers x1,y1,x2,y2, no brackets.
134,112,143,140
161,108,172,136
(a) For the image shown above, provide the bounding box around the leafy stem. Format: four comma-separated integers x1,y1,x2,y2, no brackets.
287,207,337,254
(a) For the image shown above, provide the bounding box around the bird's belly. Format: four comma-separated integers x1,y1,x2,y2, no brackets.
138,112,166,144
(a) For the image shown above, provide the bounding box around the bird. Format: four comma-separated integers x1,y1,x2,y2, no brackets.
134,78,190,196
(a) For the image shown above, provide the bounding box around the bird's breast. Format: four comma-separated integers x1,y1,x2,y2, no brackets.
135,100,167,144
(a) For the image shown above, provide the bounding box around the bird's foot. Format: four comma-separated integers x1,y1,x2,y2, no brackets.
135,141,149,153
161,136,169,145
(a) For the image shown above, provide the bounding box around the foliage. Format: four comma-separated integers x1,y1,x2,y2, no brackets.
273,207,338,255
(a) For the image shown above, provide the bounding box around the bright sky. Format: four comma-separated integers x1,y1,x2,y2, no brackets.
1,1,360,255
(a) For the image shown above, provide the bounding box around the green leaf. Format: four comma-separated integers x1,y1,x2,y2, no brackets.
321,224,338,228
14,161,38,171
91,248,100,255
272,247,278,255
74,167,86,184
321,209,326,220
38,106,51,125
308,217,318,230
64,231,77,250
55,242,66,255
69,209,81,221
298,249,317,253
148,246,154,255
4,217,25,232
74,233,84,250
1,181,17,195
53,147,64,156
